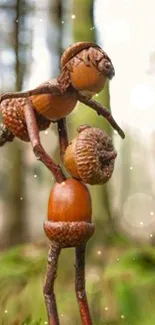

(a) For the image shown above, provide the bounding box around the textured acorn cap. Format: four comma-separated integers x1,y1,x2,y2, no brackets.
61,42,101,68
64,126,117,185
44,221,95,248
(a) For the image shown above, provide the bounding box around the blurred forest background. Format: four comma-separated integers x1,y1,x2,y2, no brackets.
1,0,155,324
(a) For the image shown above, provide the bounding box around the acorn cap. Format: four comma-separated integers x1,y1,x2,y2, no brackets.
44,221,95,248
64,126,117,185
61,42,101,68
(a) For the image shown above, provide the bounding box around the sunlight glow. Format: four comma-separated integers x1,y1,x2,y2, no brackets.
130,84,155,110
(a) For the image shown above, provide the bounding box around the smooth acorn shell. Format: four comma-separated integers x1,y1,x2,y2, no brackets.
48,178,92,222
70,60,106,96
64,127,117,185
31,87,77,121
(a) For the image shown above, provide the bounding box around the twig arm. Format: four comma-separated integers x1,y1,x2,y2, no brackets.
57,118,69,162
75,244,93,325
0,81,62,104
44,241,61,325
78,93,125,139
24,99,66,183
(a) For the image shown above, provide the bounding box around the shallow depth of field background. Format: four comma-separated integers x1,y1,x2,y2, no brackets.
1,0,155,324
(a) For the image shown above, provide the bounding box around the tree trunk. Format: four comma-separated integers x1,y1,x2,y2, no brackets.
1,0,28,247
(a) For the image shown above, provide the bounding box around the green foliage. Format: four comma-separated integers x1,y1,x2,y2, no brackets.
1,244,155,324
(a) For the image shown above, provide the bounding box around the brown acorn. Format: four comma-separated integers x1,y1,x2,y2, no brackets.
44,178,94,247
30,84,77,121
64,126,117,185
60,42,115,97
47,178,92,222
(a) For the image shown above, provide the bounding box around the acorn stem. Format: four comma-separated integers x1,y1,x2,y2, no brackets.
57,118,69,162
75,244,93,325
43,241,61,325
24,99,66,183
77,93,125,139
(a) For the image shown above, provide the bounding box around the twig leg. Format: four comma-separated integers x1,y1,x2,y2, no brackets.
75,244,93,325
24,99,66,183
44,241,61,325
78,93,125,139
57,118,69,162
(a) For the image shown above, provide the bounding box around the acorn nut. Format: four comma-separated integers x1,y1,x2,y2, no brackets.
64,126,117,185
61,42,115,97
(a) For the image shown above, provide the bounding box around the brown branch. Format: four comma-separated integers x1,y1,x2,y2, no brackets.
0,82,62,104
78,93,125,139
24,99,66,183
75,244,93,325
57,118,69,162
44,241,61,325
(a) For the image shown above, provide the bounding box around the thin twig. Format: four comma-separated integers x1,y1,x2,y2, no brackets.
44,241,61,325
78,93,125,139
57,118,69,162
0,82,61,104
75,244,93,325
24,99,66,183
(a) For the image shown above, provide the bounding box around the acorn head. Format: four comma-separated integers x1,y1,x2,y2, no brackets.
64,125,117,185
47,178,92,222
61,42,115,97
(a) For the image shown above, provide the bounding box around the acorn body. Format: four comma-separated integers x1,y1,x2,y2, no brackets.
64,126,117,185
0,85,77,142
61,42,115,97
47,178,92,222
44,178,94,247
31,86,77,120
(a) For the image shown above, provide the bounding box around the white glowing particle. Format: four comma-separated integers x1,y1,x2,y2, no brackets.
130,166,133,170
117,258,119,261
34,174,37,178
150,234,153,237
4,310,8,314
105,307,108,311
71,14,76,19
121,314,125,319
61,182,65,186
20,197,23,200
140,221,143,226
97,250,102,255
40,19,43,22
44,130,48,135
61,314,64,317
150,211,154,216
61,21,64,24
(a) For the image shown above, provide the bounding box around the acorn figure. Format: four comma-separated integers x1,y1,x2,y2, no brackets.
64,125,117,185
0,42,124,325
